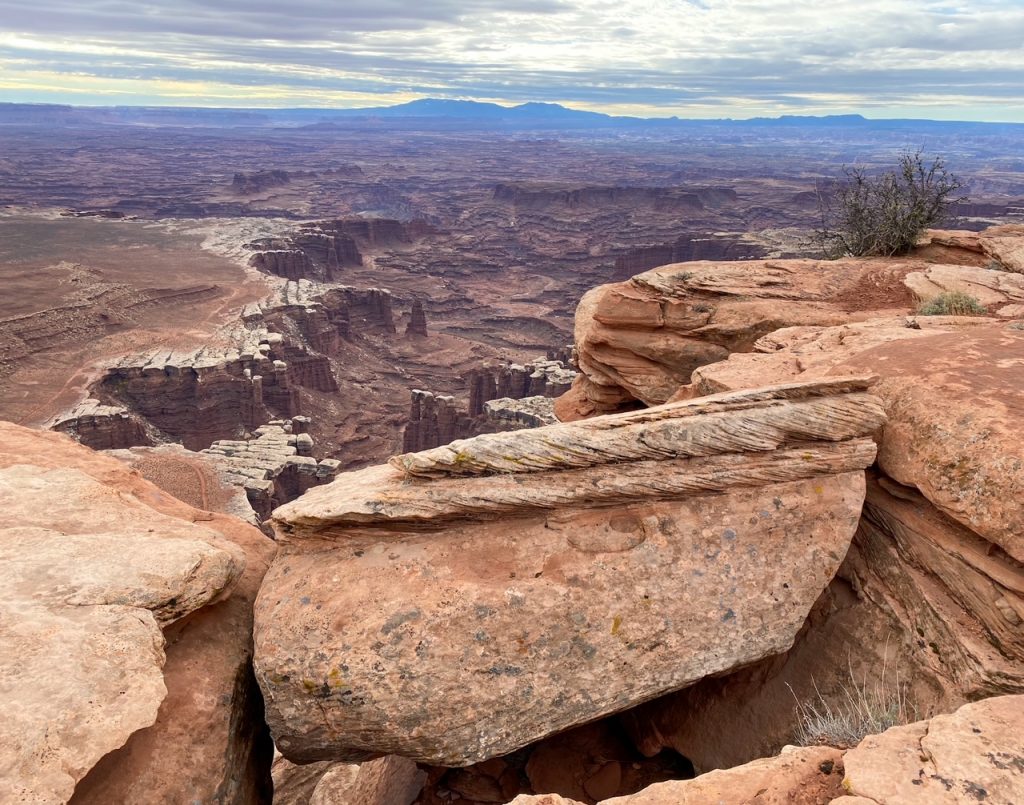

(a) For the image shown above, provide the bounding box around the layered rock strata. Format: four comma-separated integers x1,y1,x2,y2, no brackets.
49,398,150,450
403,359,577,452
255,378,884,766
402,389,467,452
919,224,1024,272
95,327,299,450
483,395,559,429
565,225,1024,417
468,359,577,416
201,419,340,521
56,280,401,452
245,218,433,284
566,257,913,415
406,298,428,336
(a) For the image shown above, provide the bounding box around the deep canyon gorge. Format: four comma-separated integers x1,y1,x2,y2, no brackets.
2,104,1024,804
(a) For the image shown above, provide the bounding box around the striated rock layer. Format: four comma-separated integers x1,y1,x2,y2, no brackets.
255,378,884,766
562,225,1024,418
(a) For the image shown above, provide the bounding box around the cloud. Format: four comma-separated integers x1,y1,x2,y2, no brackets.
1,0,1023,119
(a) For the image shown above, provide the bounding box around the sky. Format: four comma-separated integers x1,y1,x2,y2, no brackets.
1,0,1023,121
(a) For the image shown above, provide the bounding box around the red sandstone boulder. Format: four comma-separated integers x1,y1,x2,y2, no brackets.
842,695,1024,804
0,423,276,804
563,226,1024,418
568,256,915,414
255,379,883,766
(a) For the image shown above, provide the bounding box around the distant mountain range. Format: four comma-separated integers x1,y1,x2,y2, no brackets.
2,98,1022,133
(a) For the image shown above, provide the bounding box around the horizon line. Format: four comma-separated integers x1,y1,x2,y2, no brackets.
4,98,1024,127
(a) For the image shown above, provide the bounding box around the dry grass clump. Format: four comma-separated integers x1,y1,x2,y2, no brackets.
788,657,914,749
916,291,986,316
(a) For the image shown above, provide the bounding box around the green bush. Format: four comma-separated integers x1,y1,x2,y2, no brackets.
817,150,966,258
917,291,986,316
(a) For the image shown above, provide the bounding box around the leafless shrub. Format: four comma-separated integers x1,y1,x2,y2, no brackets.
816,150,966,258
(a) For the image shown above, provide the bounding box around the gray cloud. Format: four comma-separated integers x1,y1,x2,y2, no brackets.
1,0,1023,119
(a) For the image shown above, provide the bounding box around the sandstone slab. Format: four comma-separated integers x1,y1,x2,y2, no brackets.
256,379,883,765
0,463,243,804
689,320,1024,563
0,422,276,804
842,695,1024,804
616,319,1024,772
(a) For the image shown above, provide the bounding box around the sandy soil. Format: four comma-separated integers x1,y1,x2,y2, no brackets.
0,214,271,426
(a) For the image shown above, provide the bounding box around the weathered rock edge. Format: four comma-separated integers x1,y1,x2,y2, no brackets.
256,378,885,766
274,377,883,537
389,377,880,478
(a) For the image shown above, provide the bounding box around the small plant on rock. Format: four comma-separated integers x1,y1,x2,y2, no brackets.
788,655,913,749
916,291,986,316
816,150,966,258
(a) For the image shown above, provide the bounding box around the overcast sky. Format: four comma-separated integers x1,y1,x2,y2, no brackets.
1,0,1023,120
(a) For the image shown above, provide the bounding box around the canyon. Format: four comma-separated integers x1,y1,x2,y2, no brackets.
2,105,1024,804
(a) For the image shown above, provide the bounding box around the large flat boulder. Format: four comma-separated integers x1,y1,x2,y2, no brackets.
618,319,1024,772
255,379,884,765
690,320,1024,563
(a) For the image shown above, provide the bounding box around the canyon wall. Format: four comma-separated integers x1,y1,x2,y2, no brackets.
403,358,576,452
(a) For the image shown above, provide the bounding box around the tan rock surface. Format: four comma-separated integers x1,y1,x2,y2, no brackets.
268,755,425,805
601,746,844,804
920,225,1024,273
689,321,1024,563
570,256,916,412
509,746,842,804
0,463,243,804
271,755,336,805
310,756,425,805
617,320,1024,771
256,379,882,766
0,422,276,804
903,262,1024,311
565,227,1024,417
842,695,1024,804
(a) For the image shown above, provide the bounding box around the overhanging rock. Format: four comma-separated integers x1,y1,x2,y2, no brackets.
254,378,885,766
